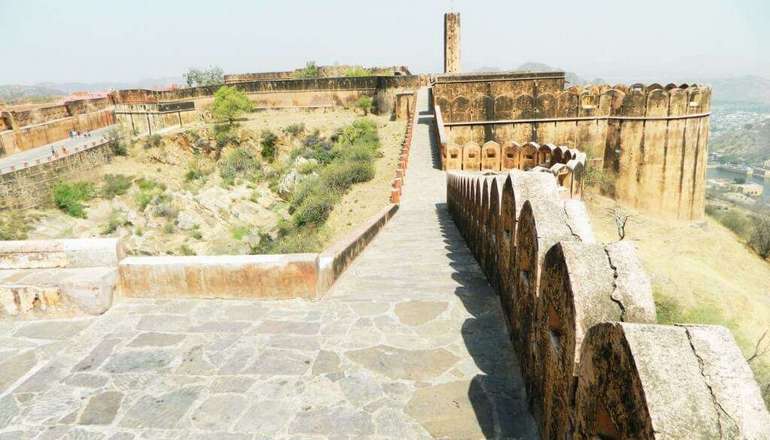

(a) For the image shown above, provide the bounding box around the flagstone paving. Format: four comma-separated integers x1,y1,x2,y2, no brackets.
0,88,537,439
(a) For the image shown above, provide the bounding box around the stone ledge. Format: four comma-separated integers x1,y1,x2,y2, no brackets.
118,254,320,300
317,204,399,295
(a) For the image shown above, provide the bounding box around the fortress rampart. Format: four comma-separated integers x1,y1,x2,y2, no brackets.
223,65,411,84
111,75,425,135
0,137,114,210
0,97,114,157
446,170,770,438
434,79,711,220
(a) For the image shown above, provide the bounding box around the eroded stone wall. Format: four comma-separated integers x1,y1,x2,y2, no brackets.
0,140,113,209
443,13,461,73
446,171,770,439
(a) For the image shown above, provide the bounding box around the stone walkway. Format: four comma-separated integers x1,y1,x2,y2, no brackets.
0,89,537,439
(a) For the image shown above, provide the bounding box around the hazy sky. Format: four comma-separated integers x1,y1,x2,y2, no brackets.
1,0,767,85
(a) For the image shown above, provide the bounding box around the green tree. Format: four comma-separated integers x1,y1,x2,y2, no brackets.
294,61,320,79
354,96,373,115
183,66,224,87
211,86,253,125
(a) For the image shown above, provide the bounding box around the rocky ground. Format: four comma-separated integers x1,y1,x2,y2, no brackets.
17,109,405,256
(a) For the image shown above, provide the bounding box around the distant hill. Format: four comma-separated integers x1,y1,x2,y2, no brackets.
0,77,184,105
0,84,66,104
706,75,770,106
711,117,770,165
472,62,603,85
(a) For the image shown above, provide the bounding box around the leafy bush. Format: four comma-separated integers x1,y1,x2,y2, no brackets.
354,96,374,115
231,226,250,241
293,61,320,79
292,185,340,227
151,202,179,220
319,160,374,193
719,209,751,238
53,182,96,218
106,128,128,156
749,215,770,259
101,174,133,198
344,66,371,77
185,159,214,182
252,228,323,254
212,86,253,124
134,178,166,211
162,222,175,234
260,130,279,162
143,134,163,149
283,123,305,137
219,147,261,185
178,244,196,256
102,209,130,234
0,211,32,240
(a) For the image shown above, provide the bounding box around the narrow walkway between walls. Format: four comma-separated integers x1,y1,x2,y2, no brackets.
0,88,537,439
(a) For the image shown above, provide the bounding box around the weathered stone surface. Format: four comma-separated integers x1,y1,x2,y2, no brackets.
0,395,19,429
290,406,374,436
311,350,341,376
253,320,320,335
63,373,108,389
127,332,185,347
394,300,447,326
537,242,655,439
102,350,175,374
120,387,200,429
245,349,313,375
72,338,121,372
574,323,721,439
79,391,123,425
405,381,487,439
234,400,295,434
0,350,36,392
190,394,249,431
346,345,459,381
13,320,90,340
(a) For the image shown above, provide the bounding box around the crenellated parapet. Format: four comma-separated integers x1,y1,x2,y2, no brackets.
435,81,711,220
445,170,770,439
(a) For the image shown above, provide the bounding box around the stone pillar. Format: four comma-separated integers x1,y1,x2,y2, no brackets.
444,12,461,74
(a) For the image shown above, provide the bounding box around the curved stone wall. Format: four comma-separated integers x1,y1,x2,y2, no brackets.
446,170,770,438
438,83,711,220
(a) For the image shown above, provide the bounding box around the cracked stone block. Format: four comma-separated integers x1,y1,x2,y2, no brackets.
512,198,576,402
574,322,770,439
536,242,655,439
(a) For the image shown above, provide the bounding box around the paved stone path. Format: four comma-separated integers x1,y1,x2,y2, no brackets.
0,89,537,439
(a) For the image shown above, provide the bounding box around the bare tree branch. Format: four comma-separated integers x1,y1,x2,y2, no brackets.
747,328,769,364
607,206,632,241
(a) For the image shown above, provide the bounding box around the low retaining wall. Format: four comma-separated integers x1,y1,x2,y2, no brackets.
119,204,400,299
317,204,399,293
0,138,114,210
118,254,320,299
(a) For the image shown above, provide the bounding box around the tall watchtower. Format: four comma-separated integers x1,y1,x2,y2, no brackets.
444,12,461,74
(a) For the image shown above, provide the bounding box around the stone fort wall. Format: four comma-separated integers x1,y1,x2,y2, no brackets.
111,75,425,135
0,139,114,210
446,171,770,438
434,78,711,220
0,98,115,157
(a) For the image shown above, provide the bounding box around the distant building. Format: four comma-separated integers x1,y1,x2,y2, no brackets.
737,183,763,197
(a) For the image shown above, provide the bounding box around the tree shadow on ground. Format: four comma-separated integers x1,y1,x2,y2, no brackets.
433,202,539,439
